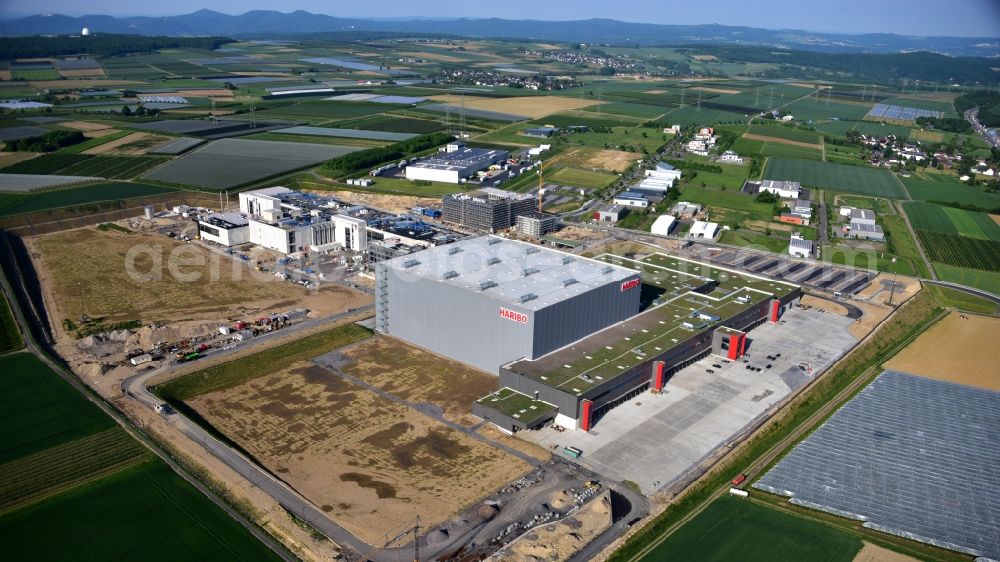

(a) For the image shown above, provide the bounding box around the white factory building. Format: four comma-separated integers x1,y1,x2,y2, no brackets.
789,233,813,258
688,220,719,239
404,141,509,184
197,212,251,246
757,180,802,199
650,215,676,236
235,186,368,253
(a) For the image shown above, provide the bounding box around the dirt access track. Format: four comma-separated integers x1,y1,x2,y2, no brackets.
429,95,603,119
188,360,531,545
741,132,820,149
885,311,1000,391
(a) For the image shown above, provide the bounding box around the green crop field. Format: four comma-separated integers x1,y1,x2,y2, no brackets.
583,102,667,119
902,172,1000,209
0,461,283,561
569,126,668,153
547,166,617,189
258,102,388,121
0,353,114,464
933,263,1000,295
903,201,1000,240
0,294,22,354
0,182,176,217
57,156,168,179
778,98,873,122
918,230,1000,271
816,120,911,139
759,141,823,161
56,131,132,155
662,107,748,126
0,154,92,175
763,158,906,198
10,69,61,80
719,229,788,253
675,186,775,225
638,496,862,562
747,124,820,144
335,114,444,134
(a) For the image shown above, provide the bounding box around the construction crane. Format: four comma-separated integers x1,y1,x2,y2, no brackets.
361,516,421,562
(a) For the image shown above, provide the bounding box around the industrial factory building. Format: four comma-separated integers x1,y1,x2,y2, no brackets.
442,187,535,231
236,186,367,253
375,236,641,374
405,141,509,184
475,254,801,432
197,212,250,246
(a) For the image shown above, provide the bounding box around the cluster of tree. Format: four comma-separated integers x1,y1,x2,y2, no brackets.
955,90,1000,127
598,66,617,76
120,105,160,117
4,130,84,152
321,133,454,175
663,158,723,174
755,191,779,204
683,45,994,85
914,116,971,133
0,34,233,59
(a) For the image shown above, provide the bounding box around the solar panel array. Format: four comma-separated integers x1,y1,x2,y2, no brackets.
866,104,942,121
754,370,1000,559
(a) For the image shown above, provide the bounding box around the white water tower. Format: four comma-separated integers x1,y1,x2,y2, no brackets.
81,27,90,36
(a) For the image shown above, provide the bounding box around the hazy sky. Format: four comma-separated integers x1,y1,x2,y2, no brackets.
3,0,1000,37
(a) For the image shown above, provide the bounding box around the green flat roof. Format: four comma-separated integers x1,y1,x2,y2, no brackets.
507,252,798,395
476,387,557,422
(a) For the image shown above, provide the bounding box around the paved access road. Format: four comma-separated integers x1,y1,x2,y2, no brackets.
966,107,1000,149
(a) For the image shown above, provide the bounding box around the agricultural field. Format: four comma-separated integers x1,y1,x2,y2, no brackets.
822,245,913,275
908,128,944,143
933,263,1000,295
759,141,823,161
10,68,61,80
638,496,862,562
0,353,113,463
568,126,668,153
917,230,1000,271
1,461,283,561
719,229,788,253
0,174,102,193
0,294,21,353
335,114,445,134
547,166,617,189
583,101,666,119
54,156,168,179
763,158,906,198
815,120,912,139
902,201,1000,240
675,186,776,225
885,312,1000,391
28,227,354,324
187,359,530,545
777,98,873,121
746,124,821,145
0,182,175,217
142,138,358,190
440,95,601,119
550,145,641,173
337,337,499,424
901,172,1000,209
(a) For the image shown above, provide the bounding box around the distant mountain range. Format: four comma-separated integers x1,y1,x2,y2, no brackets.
2,9,998,57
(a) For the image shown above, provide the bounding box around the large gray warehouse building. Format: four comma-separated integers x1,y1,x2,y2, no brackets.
375,236,641,373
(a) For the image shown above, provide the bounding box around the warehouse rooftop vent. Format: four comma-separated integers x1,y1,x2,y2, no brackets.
562,256,575,265
448,246,463,255
488,238,502,245
525,247,541,255
486,256,501,265
442,270,458,280
523,266,539,277
601,266,614,275
402,259,420,268
479,280,497,290
519,293,538,303
562,278,578,287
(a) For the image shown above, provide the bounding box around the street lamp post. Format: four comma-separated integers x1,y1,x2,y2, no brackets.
888,258,898,306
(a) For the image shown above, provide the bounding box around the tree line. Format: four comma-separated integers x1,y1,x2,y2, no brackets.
0,34,233,59
321,133,455,176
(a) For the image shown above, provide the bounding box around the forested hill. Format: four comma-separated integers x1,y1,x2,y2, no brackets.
0,34,234,59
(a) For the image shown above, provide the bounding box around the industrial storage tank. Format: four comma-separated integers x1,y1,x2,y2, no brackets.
143,205,155,220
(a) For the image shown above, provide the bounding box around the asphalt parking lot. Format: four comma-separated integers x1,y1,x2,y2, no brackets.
519,306,858,495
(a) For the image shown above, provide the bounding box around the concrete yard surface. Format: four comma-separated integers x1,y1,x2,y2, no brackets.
518,307,857,494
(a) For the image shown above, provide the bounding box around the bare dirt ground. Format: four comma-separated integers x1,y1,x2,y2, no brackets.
800,295,850,316
400,51,467,63
745,219,795,232
323,190,440,215
29,79,147,89
83,131,172,155
644,89,667,94
188,362,530,545
476,424,551,462
742,132,820,149
430,95,603,119
885,311,1000,391
58,68,106,78
338,337,499,425
59,120,115,132
0,151,40,169
990,214,1000,227
854,273,919,304
690,55,719,62
852,542,922,562
28,226,367,329
552,225,608,243
691,86,739,94
497,491,612,562
0,70,11,80
552,146,641,173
